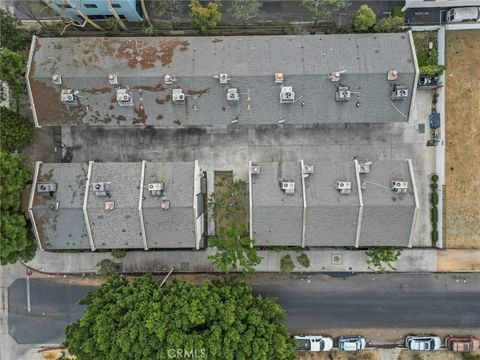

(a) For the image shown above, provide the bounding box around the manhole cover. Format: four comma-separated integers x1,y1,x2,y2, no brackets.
331,254,343,265
180,262,189,271
418,123,425,133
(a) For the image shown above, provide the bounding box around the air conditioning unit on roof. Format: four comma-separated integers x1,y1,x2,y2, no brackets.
116,88,133,106
280,86,295,104
60,88,76,103
164,74,176,85
51,74,62,85
336,181,351,195
108,73,118,85
275,72,284,84
280,180,295,195
391,84,408,101
335,86,351,102
172,88,185,104
391,181,408,193
37,182,57,193
219,73,229,84
226,88,239,102
92,182,111,197
303,164,314,177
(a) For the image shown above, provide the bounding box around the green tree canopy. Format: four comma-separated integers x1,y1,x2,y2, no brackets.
366,246,401,270
0,8,31,52
1,211,35,265
228,0,263,24
189,0,222,34
65,275,296,360
0,106,34,152
353,4,376,32
301,0,350,25
0,151,30,211
0,48,27,110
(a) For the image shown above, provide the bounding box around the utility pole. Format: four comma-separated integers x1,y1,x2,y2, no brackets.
26,268,33,313
159,267,175,288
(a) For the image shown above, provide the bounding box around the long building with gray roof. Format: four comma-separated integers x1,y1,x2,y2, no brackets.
249,159,418,248
29,161,206,250
26,33,418,127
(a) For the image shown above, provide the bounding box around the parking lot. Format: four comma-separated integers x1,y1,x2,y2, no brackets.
61,92,435,247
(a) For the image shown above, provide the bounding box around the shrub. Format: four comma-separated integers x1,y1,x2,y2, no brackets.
296,252,310,268
280,255,294,274
189,0,222,35
431,174,439,183
111,249,127,258
0,107,34,152
430,183,438,190
431,191,439,205
420,65,445,76
105,18,121,33
431,229,439,245
375,16,404,33
431,206,438,223
366,247,401,270
353,5,376,33
143,25,158,36
463,354,480,360
96,259,116,275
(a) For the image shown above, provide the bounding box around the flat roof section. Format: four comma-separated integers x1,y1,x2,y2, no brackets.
28,34,416,126
86,162,144,249
31,163,90,249
304,161,360,247
251,162,303,246
142,162,197,248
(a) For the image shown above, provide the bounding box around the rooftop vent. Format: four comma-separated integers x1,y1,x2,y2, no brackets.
108,73,118,85
172,88,185,104
387,70,399,81
358,161,372,174
148,182,164,197
391,84,408,101
218,73,229,84
280,86,295,104
160,199,170,210
226,88,239,102
60,88,76,103
280,180,295,195
104,201,115,211
37,182,57,193
164,74,176,85
329,71,345,82
302,164,314,177
92,182,111,197
51,74,62,85
275,72,284,84
116,88,133,106
250,164,261,174
391,181,408,193
336,181,352,195
48,201,60,211
335,86,351,102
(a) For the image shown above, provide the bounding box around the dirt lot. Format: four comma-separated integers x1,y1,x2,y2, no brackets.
445,30,480,249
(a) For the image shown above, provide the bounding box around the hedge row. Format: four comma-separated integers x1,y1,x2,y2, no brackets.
431,173,439,246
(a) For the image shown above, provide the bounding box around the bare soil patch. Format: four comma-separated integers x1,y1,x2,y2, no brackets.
445,30,480,249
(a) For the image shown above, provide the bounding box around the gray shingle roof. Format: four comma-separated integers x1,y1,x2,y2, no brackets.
87,162,144,249
28,34,416,127
251,162,303,246
142,162,197,248
304,161,359,247
31,163,90,249
358,160,415,247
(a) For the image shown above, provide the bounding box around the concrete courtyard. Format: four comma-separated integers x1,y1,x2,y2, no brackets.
60,91,435,247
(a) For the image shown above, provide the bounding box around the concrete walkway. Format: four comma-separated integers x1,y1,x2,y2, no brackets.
25,248,444,274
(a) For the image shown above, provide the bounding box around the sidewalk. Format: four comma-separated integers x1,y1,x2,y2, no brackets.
25,248,445,274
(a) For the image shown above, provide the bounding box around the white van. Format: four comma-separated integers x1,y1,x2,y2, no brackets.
447,7,480,23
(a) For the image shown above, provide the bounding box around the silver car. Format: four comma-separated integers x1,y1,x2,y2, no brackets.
405,335,441,351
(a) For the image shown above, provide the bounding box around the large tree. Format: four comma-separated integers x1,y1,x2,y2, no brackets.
65,275,296,360
0,151,35,265
227,0,263,24
0,107,33,152
353,4,376,32
0,8,31,52
189,0,222,35
301,0,350,26
0,48,26,111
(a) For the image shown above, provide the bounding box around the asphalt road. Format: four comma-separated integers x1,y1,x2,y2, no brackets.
8,273,480,344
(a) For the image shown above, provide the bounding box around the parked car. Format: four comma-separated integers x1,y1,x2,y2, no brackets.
338,336,367,351
294,335,333,352
447,7,480,23
405,335,441,351
445,335,480,352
